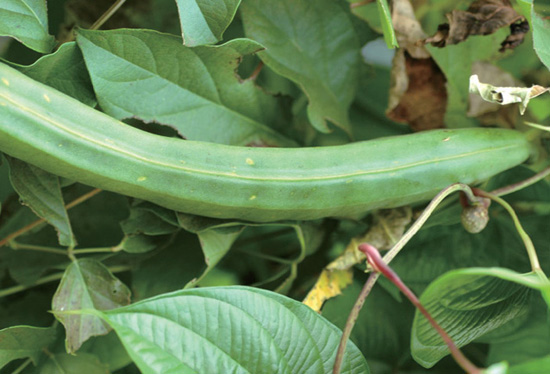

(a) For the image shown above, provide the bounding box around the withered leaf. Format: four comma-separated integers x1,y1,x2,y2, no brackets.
469,74,549,114
387,51,447,131
423,0,528,52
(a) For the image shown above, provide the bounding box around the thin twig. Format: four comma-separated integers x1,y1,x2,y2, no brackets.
0,264,132,298
90,0,128,31
11,358,32,374
332,272,379,373
9,242,68,255
0,188,102,248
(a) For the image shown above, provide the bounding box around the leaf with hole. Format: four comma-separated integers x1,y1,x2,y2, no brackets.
76,29,291,146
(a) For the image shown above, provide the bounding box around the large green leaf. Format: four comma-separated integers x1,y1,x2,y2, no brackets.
0,0,55,53
10,42,96,106
411,268,550,368
78,286,369,374
6,156,75,247
531,5,550,71
52,259,132,353
76,29,292,146
241,0,361,134
486,298,550,366
0,326,56,368
176,0,241,46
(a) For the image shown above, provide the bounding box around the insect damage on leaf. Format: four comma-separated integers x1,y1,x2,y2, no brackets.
469,74,549,114
422,0,529,52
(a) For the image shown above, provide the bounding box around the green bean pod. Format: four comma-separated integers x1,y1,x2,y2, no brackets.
0,63,532,222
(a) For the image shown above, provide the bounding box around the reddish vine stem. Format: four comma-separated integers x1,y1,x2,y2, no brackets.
332,184,477,374
360,244,482,374
0,188,102,248
245,61,264,82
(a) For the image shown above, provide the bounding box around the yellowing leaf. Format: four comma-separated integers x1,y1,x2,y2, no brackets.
304,208,411,311
303,269,353,312
469,74,549,114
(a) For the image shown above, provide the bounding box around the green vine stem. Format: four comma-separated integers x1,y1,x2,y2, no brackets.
333,183,478,374
0,264,132,298
490,166,550,197
474,189,542,272
8,242,68,255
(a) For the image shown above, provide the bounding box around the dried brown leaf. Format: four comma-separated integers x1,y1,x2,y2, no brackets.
392,0,430,58
423,0,528,51
387,51,447,131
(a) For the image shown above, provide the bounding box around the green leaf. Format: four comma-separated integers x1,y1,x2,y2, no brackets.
177,213,244,288
38,352,110,374
531,6,550,71
118,234,160,254
131,230,206,300
9,42,96,106
0,326,56,368
427,31,508,128
0,0,55,53
487,298,550,366
76,29,293,146
81,286,370,374
80,332,132,372
52,259,132,353
241,0,361,134
376,0,398,49
176,0,241,46
121,203,180,236
509,356,550,374
6,156,75,247
411,267,550,368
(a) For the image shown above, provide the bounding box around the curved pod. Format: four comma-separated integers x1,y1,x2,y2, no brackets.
0,64,532,221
